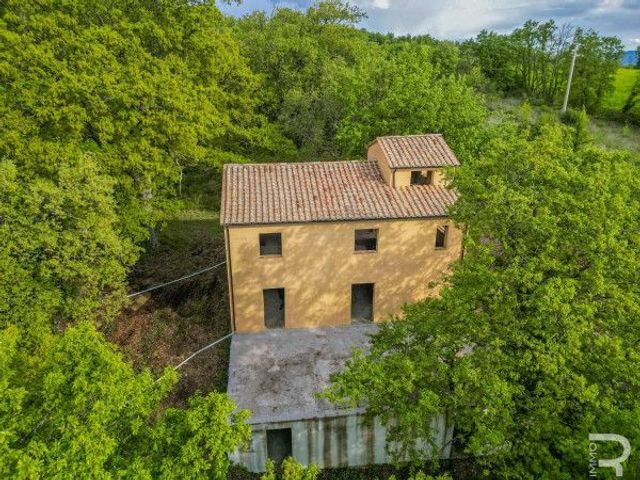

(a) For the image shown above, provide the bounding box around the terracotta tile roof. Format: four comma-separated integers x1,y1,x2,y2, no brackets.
220,160,457,226
375,134,460,169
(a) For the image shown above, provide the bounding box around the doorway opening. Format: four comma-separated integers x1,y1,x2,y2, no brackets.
263,288,285,328
266,428,292,464
351,283,374,324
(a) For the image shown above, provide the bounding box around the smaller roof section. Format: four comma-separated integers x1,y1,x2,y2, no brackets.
374,134,460,169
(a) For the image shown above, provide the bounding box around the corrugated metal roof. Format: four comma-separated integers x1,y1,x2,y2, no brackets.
220,160,457,226
375,134,460,169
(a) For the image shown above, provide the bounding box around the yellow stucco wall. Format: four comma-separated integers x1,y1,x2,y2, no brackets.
226,218,462,332
368,142,393,186
394,168,446,188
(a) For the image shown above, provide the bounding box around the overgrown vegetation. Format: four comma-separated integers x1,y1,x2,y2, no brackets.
326,114,640,477
1,0,638,477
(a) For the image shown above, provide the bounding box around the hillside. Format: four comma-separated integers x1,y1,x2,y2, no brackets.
622,49,639,66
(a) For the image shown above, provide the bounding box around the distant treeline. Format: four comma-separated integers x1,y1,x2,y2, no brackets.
461,20,624,109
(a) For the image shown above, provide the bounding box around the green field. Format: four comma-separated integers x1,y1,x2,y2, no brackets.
601,68,639,112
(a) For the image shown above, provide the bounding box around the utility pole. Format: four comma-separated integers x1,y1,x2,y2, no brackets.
561,47,579,114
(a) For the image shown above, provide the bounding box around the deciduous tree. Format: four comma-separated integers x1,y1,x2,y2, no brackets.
326,120,640,478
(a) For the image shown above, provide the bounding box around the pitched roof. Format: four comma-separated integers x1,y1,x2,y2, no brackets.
220,160,458,226
374,134,460,169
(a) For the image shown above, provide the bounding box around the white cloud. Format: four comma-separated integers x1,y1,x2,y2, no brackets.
220,0,640,49
348,0,640,47
372,0,391,9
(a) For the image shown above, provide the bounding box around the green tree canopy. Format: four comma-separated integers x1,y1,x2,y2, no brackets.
233,2,484,160
0,1,275,476
0,0,293,334
464,20,623,109
0,322,250,479
326,120,640,478
333,41,487,161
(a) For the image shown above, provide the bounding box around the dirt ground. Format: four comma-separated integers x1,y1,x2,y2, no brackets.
107,208,231,406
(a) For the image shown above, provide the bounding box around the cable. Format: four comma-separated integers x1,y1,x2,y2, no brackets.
174,333,234,370
127,261,226,298
151,332,234,384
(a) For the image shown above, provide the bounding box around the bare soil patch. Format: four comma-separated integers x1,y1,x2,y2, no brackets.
107,211,230,406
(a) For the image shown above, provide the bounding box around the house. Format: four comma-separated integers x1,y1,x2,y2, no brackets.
222,134,462,472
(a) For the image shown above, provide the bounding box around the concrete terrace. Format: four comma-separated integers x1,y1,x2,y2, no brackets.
227,324,378,425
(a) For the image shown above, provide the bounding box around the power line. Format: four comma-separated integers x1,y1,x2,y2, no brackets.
127,261,226,298
150,333,234,385
174,333,234,370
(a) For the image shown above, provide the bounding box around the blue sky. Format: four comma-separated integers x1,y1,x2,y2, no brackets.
220,0,640,49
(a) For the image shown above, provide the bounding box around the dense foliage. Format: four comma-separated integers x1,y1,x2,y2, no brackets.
1,0,636,477
233,2,487,161
0,322,249,478
261,458,320,480
464,20,623,109
623,74,640,121
326,116,640,478
0,0,268,475
0,0,292,335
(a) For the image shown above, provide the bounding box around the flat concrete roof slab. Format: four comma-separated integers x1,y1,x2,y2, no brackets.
227,324,377,425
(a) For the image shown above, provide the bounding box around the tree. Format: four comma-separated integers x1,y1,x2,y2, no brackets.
0,322,250,479
326,120,640,477
234,1,476,161
0,157,133,336
0,3,269,476
465,21,623,109
334,42,487,161
0,0,294,333
233,1,368,159
261,458,320,480
571,28,624,110
561,107,593,150
622,75,640,119
461,30,516,92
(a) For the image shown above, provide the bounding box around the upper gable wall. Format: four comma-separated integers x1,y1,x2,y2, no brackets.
367,141,393,187
394,168,447,188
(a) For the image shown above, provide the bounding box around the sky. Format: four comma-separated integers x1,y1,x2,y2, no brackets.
220,0,640,49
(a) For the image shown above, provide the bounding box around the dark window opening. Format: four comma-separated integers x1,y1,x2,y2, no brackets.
410,170,433,185
435,225,448,249
263,288,285,328
351,283,374,324
355,229,378,251
267,428,292,464
260,233,282,256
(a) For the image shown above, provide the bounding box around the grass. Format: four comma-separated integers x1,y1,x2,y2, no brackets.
588,116,640,151
107,167,230,406
601,68,639,112
487,95,640,152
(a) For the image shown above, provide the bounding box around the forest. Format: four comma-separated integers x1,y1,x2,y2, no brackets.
1,0,639,478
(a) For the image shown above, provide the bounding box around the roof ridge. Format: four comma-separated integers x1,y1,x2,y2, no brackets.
378,133,443,139
225,159,374,168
